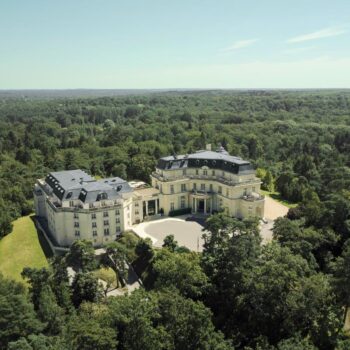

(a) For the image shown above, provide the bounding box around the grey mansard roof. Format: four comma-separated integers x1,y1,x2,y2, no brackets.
45,170,132,202
157,148,255,175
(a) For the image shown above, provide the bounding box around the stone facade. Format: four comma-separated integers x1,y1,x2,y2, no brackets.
34,147,264,248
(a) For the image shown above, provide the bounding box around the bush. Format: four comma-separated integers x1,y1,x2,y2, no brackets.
168,208,191,217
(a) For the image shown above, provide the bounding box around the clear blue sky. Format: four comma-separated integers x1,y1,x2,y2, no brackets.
1,0,350,89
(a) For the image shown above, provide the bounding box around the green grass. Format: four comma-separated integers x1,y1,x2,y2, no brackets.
261,190,298,208
0,215,49,283
93,267,118,288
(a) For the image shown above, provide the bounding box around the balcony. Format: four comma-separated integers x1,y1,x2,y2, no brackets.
151,172,259,187
241,194,265,202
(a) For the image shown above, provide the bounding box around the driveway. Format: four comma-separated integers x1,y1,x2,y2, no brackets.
133,216,205,252
260,196,290,243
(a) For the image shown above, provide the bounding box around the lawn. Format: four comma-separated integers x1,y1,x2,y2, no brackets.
261,190,298,209
93,267,118,288
0,215,49,283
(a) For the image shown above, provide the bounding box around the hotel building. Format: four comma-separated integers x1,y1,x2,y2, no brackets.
34,146,264,247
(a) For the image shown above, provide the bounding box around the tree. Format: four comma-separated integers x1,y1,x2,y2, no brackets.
8,334,67,350
0,274,43,348
67,316,117,350
65,240,96,272
107,289,232,350
21,267,51,310
241,244,341,349
277,335,317,350
71,273,102,308
103,242,128,287
201,214,262,341
263,170,274,192
333,239,350,324
0,206,13,238
162,234,178,252
152,250,208,299
37,285,64,335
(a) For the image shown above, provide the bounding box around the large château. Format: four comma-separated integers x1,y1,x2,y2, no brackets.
34,146,264,247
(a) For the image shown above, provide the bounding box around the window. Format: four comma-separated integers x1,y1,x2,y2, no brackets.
200,183,205,191
103,211,109,217
115,209,120,215
212,170,215,176
183,169,187,175
116,218,120,223
74,213,79,219
193,183,197,190
218,186,222,194
75,230,80,237
135,210,139,215
97,192,108,201
181,184,186,192
244,188,247,196
170,185,174,194
74,222,79,228
196,169,199,175
135,202,139,207
226,188,229,197
93,230,97,237
116,226,121,233
69,201,74,207
203,170,207,176
91,213,96,219
89,203,94,209
104,228,110,236
103,220,109,226
92,222,97,228
170,202,175,211
180,196,186,209
209,184,213,192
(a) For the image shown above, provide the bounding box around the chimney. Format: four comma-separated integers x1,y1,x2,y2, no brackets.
206,144,212,151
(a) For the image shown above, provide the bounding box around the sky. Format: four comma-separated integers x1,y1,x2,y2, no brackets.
1,0,350,89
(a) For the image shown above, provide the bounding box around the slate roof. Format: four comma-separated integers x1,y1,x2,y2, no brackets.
157,147,255,175
45,171,132,203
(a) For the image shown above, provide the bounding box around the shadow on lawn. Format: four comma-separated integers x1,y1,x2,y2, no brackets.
30,215,54,259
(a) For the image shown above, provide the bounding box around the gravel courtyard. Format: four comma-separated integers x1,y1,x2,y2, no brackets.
133,216,205,252
132,196,289,250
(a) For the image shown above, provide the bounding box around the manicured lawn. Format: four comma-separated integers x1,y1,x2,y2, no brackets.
261,190,298,209
0,215,49,283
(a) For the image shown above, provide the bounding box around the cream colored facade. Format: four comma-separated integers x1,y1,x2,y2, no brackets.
34,178,133,247
151,150,265,219
34,148,264,248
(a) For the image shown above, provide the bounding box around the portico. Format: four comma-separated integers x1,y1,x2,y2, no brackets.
190,193,212,214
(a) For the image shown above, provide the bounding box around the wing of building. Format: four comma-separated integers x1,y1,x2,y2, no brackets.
34,146,264,247
152,146,264,218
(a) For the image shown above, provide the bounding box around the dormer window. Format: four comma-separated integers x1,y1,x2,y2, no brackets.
97,192,108,201
66,191,73,199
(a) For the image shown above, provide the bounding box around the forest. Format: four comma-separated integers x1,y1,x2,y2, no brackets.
0,90,350,349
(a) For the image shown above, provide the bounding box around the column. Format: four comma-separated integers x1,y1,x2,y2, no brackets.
155,199,158,215
145,201,148,216
204,199,206,214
